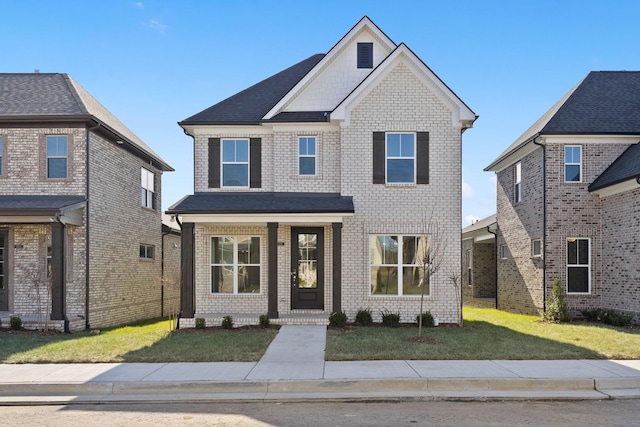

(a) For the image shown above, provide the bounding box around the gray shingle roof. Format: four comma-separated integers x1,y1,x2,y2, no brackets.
167,192,354,214
486,71,640,171
589,142,640,191
179,54,325,125
0,73,172,171
0,195,86,214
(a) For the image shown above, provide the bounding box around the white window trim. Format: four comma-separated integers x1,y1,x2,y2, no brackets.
532,239,542,257
141,168,155,209
564,145,582,183
499,244,508,259
298,136,317,176
210,236,261,294
140,244,155,260
369,234,429,297
514,162,521,203
385,132,416,185
221,138,250,188
566,237,591,294
46,135,68,179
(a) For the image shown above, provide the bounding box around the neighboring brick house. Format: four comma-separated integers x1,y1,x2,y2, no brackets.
0,73,173,330
461,215,497,303
168,17,476,326
485,71,640,321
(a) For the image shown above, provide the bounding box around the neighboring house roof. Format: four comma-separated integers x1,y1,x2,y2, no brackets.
461,214,497,242
485,71,640,171
589,142,640,191
0,73,173,172
167,192,354,215
178,54,325,125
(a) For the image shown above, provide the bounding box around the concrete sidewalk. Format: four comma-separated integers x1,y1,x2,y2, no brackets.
1,326,640,404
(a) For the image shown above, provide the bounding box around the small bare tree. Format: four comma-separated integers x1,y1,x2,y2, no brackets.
24,263,52,332
416,219,447,337
162,271,181,332
450,272,463,327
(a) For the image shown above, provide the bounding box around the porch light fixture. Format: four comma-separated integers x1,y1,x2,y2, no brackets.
636,176,640,184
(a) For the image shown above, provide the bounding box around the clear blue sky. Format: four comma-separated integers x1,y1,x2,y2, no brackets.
3,1,640,224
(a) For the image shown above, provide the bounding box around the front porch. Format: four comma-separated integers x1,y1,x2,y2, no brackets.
179,310,330,328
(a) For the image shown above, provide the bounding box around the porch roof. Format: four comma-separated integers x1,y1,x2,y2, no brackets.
0,195,86,225
167,192,354,215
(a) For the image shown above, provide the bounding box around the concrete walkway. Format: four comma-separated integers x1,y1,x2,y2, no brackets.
1,326,640,404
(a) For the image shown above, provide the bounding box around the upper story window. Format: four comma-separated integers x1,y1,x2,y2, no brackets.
141,168,155,209
222,139,249,187
386,133,415,184
500,244,508,259
564,145,582,182
567,238,590,293
370,235,429,297
298,136,316,176
46,135,68,179
532,239,542,257
357,42,373,68
211,236,261,294
514,162,522,203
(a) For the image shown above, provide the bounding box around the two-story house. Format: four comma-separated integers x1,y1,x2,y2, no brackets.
485,71,640,321
168,17,476,326
0,73,173,330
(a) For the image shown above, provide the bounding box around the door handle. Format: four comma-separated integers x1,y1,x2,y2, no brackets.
291,270,297,287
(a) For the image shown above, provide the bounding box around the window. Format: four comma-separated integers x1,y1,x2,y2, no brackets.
565,145,582,182
567,238,590,293
500,244,508,259
211,236,261,294
386,133,415,184
465,249,472,287
298,136,316,176
46,235,52,278
514,162,521,203
141,168,155,209
370,235,429,296
532,239,542,257
46,135,67,178
222,139,249,187
0,136,3,176
140,244,155,260
357,42,373,68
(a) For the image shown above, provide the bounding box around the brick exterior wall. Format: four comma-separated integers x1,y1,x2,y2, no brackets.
161,231,181,318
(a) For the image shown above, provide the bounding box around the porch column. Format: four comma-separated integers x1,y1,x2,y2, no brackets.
180,222,195,318
50,221,65,320
332,222,342,313
267,222,278,318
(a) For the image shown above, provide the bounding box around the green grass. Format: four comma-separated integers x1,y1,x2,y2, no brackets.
0,318,278,363
325,306,640,360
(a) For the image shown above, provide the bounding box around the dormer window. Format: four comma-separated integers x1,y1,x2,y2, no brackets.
357,42,373,68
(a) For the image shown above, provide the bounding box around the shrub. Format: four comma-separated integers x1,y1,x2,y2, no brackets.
580,308,602,322
416,311,435,328
381,310,400,328
259,314,270,329
601,309,634,327
195,317,206,329
329,310,348,328
9,316,22,331
355,308,373,326
221,315,234,329
543,279,572,322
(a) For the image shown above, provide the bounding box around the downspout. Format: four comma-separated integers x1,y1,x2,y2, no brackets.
533,136,547,313
487,225,498,309
85,122,101,330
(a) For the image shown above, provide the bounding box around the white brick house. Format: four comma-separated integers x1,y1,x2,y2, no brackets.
485,71,640,322
169,17,476,325
0,73,173,330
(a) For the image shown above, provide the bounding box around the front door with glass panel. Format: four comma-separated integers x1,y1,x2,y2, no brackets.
0,230,8,311
291,227,324,310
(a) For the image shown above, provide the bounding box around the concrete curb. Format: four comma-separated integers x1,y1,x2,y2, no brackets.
1,377,639,405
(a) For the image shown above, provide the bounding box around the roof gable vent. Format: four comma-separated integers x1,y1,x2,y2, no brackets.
357,42,373,69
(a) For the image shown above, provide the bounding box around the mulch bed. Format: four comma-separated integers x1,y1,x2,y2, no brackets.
174,324,281,333
0,328,64,336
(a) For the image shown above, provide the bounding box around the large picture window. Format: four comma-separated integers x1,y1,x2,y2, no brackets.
567,238,590,294
46,135,68,179
211,236,261,294
386,133,415,184
370,235,429,296
222,139,249,187
565,145,582,182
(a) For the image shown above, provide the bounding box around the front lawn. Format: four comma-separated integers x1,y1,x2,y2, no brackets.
325,306,640,360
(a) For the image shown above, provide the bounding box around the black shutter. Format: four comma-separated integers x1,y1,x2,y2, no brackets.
416,132,429,185
373,132,385,184
208,138,220,188
250,138,262,188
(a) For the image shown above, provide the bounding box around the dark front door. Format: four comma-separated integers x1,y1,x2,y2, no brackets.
291,227,324,310
0,230,8,311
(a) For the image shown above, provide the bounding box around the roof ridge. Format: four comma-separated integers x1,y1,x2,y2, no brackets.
60,73,90,114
